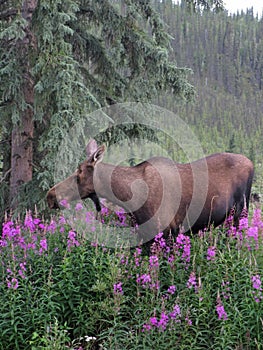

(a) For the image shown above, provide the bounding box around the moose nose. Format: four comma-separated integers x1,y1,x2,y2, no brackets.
47,189,59,209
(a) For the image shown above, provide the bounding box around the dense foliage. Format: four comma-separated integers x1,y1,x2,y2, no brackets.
0,0,194,217
1,204,263,349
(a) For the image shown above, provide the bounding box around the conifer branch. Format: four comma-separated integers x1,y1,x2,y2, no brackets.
0,8,17,20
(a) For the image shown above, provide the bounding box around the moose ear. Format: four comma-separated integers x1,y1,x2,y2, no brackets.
86,139,98,158
87,144,105,166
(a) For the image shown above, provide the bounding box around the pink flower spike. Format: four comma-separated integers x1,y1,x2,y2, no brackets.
167,285,176,294
187,271,197,289
150,316,158,327
207,246,216,261
216,296,228,321
158,312,169,331
39,238,48,254
142,323,152,332
149,255,159,268
75,202,83,211
7,278,19,290
113,282,123,295
251,275,262,290
169,304,181,319
67,230,80,251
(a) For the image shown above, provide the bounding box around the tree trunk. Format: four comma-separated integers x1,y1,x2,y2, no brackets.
9,0,38,208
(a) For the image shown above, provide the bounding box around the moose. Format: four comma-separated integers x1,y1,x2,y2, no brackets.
47,139,254,245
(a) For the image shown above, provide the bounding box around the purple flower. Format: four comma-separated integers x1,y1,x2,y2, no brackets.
18,262,27,279
38,223,46,230
40,239,47,250
101,207,109,216
46,219,57,233
120,254,129,266
67,230,80,251
116,208,128,226
136,274,151,287
252,209,263,229
216,297,228,321
246,226,258,241
86,211,95,223
59,199,70,209
150,316,158,327
75,202,83,211
167,285,176,295
175,233,191,264
169,304,181,320
167,254,175,266
133,247,142,267
187,271,197,289
142,323,152,332
59,216,67,225
3,221,20,240
7,278,19,290
239,217,248,230
0,239,7,247
207,246,216,261
158,312,169,331
113,282,123,295
252,275,262,290
216,304,228,320
143,302,182,332
154,232,167,248
149,255,159,268
39,238,48,254
185,317,192,326
24,212,35,232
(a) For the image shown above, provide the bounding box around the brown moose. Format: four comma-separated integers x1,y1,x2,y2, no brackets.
47,139,254,245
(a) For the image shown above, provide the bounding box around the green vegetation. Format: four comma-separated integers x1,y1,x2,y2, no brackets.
1,205,262,349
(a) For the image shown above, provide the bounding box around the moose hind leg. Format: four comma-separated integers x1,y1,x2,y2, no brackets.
233,194,247,228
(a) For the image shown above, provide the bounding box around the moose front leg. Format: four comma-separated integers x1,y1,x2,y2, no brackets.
88,193,102,220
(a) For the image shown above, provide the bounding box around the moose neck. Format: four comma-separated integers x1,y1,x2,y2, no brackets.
94,162,143,211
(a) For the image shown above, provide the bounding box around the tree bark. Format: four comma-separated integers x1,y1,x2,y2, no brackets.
9,0,38,208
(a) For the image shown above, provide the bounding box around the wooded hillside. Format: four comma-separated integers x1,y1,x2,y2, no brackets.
156,1,262,180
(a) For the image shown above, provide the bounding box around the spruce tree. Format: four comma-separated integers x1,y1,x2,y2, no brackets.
0,0,194,214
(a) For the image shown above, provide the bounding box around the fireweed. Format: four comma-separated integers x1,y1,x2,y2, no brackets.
0,208,263,349
251,274,263,302
216,295,228,321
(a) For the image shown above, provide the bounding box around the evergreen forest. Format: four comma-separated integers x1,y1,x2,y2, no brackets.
156,1,262,179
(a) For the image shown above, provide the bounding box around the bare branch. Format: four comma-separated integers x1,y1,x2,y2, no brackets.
0,8,17,20
0,168,11,184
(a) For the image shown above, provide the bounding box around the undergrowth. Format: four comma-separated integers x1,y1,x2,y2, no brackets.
0,204,263,349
